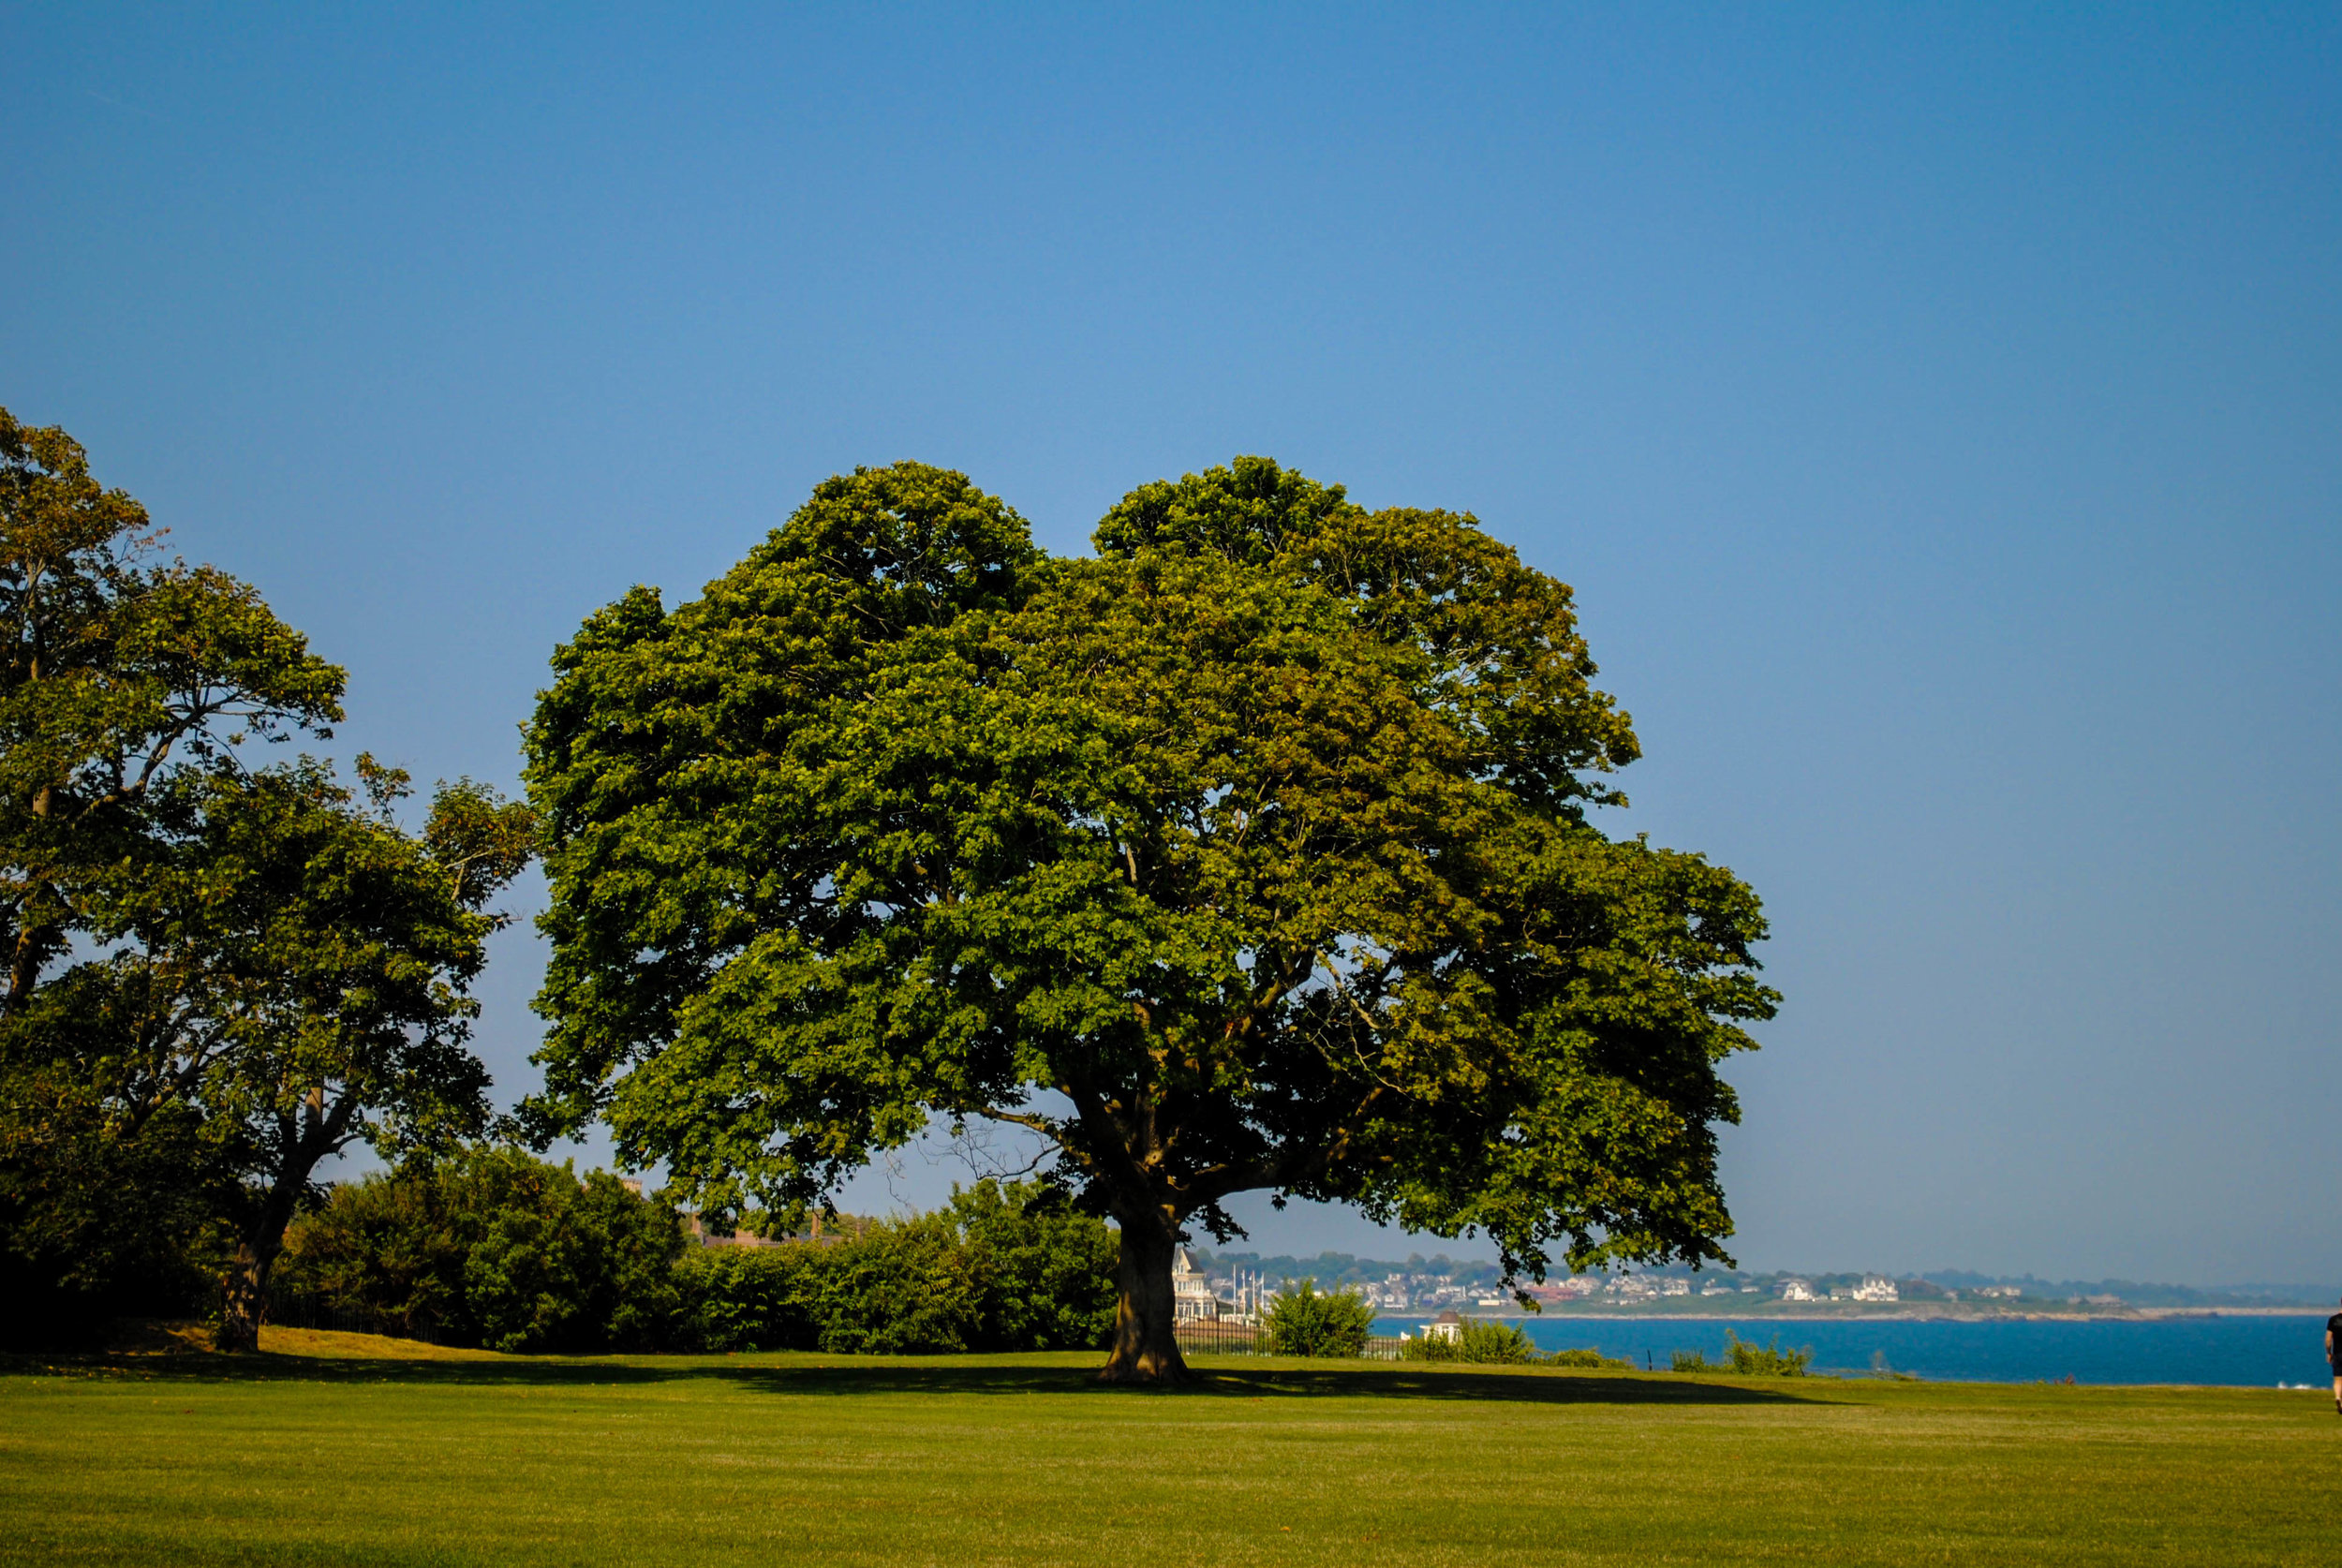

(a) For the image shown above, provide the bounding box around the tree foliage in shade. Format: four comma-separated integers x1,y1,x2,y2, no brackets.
276,1146,687,1354
0,407,343,1341
676,1178,1119,1355
0,408,533,1349
110,758,536,1349
526,457,1776,1382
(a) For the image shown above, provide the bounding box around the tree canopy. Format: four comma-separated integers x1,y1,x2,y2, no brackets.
0,407,531,1348
0,409,345,1017
526,457,1776,1380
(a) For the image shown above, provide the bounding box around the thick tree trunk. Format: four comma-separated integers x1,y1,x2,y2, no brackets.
215,1111,328,1353
215,1237,274,1354
1100,1217,1189,1383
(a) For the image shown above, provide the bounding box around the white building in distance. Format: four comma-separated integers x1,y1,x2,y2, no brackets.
1171,1248,1220,1323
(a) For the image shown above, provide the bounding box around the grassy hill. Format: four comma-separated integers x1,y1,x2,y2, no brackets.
2,1329,2335,1565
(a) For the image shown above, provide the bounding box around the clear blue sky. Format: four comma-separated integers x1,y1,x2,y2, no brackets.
6,4,2335,1284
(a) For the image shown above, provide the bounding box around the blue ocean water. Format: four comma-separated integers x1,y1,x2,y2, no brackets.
1375,1314,2334,1387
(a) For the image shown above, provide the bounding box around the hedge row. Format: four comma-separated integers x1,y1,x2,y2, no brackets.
272,1149,1117,1355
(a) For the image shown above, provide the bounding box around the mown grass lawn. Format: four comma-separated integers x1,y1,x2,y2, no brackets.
3,1329,2335,1566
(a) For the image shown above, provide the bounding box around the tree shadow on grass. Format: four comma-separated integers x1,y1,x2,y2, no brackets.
729,1362,1823,1407
6,1349,1827,1407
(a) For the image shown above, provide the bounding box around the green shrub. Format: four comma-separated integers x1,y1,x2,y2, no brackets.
1398,1316,1540,1364
274,1146,686,1353
801,1210,986,1354
1400,1328,1458,1361
1457,1319,1539,1363
282,1167,1117,1357
944,1179,1118,1352
1671,1330,1811,1376
675,1230,976,1354
1262,1280,1375,1357
675,1246,823,1353
1723,1329,1812,1375
1547,1346,1634,1369
674,1179,1116,1355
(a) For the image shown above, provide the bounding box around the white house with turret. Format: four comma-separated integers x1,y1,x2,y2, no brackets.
1171,1248,1221,1323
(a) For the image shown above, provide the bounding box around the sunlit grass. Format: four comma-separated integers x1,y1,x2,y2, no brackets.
3,1332,2335,1565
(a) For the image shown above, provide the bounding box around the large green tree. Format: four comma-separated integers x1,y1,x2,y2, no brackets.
526,458,1775,1381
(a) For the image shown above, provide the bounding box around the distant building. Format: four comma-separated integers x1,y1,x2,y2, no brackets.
1779,1278,1816,1302
1422,1310,1463,1343
682,1215,776,1250
1525,1277,1599,1306
1171,1248,1222,1323
1659,1279,1690,1296
1851,1275,1899,1303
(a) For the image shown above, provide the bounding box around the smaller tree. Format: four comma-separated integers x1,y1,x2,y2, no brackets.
0,407,344,1340
1261,1280,1376,1358
71,758,535,1349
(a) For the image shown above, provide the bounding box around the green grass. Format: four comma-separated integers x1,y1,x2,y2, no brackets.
3,1331,2337,1566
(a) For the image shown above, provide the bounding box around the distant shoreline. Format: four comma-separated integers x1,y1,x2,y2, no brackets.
1373,1305,2332,1324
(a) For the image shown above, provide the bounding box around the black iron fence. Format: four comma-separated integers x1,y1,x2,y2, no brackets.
1174,1318,1264,1355
1173,1320,1410,1361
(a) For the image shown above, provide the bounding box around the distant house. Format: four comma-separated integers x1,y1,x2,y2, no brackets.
1851,1275,1899,1303
1422,1310,1463,1343
1779,1278,1816,1302
1171,1248,1221,1323
682,1215,777,1250
1658,1279,1690,1296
